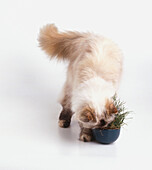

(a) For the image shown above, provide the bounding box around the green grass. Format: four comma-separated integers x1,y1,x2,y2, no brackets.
106,94,132,129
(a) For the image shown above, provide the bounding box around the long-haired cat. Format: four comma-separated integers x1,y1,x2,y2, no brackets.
38,24,123,142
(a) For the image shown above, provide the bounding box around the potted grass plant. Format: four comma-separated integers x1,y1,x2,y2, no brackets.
92,94,132,144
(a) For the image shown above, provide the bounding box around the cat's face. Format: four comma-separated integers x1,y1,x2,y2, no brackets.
78,99,117,128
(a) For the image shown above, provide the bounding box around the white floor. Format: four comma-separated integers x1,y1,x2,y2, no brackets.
1,0,152,169
1,51,152,170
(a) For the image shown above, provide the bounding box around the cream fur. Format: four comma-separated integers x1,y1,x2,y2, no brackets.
38,24,123,129
72,77,116,127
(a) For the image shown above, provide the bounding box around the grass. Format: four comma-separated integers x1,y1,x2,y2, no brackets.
106,94,132,129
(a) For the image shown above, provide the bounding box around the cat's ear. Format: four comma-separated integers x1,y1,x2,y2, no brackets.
106,99,118,115
79,106,96,123
109,103,118,114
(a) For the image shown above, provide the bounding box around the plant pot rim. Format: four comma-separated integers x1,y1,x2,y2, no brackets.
93,128,120,131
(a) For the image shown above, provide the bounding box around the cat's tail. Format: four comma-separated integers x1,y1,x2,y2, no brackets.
38,24,91,61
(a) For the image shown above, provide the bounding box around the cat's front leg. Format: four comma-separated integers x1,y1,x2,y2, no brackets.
79,123,93,142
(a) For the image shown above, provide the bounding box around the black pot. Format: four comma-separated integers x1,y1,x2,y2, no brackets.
92,128,120,144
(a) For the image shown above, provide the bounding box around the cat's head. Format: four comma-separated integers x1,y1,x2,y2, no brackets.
77,99,117,128
72,77,117,128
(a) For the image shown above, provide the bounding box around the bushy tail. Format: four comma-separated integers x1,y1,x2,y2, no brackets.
38,24,90,61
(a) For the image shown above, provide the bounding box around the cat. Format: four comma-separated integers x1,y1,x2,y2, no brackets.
38,24,123,142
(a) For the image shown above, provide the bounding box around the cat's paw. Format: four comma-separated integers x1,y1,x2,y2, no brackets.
58,120,70,128
79,133,93,142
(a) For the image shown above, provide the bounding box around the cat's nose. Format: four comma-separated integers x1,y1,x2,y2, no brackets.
100,119,106,126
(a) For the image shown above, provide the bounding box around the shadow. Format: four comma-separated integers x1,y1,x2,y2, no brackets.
57,120,80,144
77,139,118,157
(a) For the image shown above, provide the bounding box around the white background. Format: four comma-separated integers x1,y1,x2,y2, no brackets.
0,0,152,169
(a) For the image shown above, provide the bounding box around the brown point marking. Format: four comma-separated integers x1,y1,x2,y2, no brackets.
105,99,118,115
79,106,96,122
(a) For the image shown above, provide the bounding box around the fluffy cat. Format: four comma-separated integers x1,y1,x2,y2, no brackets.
38,24,123,142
